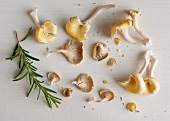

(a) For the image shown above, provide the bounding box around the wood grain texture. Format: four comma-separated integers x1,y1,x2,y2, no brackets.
0,0,170,121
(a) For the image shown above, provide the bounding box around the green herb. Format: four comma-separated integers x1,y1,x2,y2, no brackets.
6,28,62,108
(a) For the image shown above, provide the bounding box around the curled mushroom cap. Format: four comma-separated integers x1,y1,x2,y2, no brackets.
127,102,136,112
66,16,91,41
46,39,84,64
72,73,94,93
88,89,114,102
92,43,108,61
66,4,116,41
30,8,57,43
47,72,61,85
119,50,160,95
129,10,151,45
62,88,73,97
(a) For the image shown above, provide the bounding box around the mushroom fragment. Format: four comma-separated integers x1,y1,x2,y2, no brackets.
129,10,151,45
47,72,61,85
72,73,94,93
92,42,108,61
30,8,58,43
107,58,117,66
62,88,73,97
114,38,121,45
127,102,137,112
119,50,160,95
66,4,116,41
88,89,114,102
46,39,84,64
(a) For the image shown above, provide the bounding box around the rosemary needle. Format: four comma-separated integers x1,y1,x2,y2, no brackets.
6,28,62,108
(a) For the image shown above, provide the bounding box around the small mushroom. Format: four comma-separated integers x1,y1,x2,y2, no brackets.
66,4,116,41
46,39,84,64
47,72,61,85
107,58,117,66
88,89,114,102
119,50,160,95
72,73,94,93
30,8,57,43
111,19,147,46
126,102,136,112
114,38,121,45
62,88,73,97
129,10,151,45
92,42,108,61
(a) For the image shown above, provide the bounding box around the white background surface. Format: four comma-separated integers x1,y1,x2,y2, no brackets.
0,0,170,121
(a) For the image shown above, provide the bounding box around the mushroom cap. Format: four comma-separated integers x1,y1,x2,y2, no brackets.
116,19,133,28
66,16,91,41
129,10,141,16
107,58,117,66
35,20,57,43
72,73,94,93
47,72,61,85
62,88,73,97
126,102,136,112
99,89,114,101
92,43,108,61
59,39,84,64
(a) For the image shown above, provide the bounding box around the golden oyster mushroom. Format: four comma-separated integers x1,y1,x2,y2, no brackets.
126,102,137,112
72,73,94,93
88,89,114,102
119,50,160,95
92,42,108,61
66,4,116,41
30,8,57,43
46,39,84,64
47,72,61,85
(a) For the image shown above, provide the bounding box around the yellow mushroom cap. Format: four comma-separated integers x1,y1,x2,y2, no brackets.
116,19,133,28
35,20,57,43
127,102,136,112
66,16,91,41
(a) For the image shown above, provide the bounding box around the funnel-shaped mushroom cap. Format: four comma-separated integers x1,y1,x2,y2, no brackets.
144,77,160,94
59,39,84,64
66,16,91,41
47,72,61,85
36,20,58,43
99,89,114,101
92,42,108,61
72,73,94,93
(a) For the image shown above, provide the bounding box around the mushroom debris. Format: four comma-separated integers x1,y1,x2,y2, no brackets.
46,39,84,64
88,89,114,103
72,73,94,93
111,10,151,46
129,10,151,45
119,50,160,95
126,102,137,112
62,88,73,97
92,42,108,61
66,4,116,41
107,58,117,66
47,72,61,85
30,8,58,43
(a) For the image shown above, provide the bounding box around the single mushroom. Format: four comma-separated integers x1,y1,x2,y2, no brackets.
62,88,73,97
66,4,116,41
129,10,151,45
72,73,94,93
46,39,84,64
111,19,147,46
47,72,61,85
30,8,58,43
119,50,160,95
88,89,114,102
92,42,108,61
107,58,117,66
126,102,137,112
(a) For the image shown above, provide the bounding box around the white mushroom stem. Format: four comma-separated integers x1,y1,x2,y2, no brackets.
83,4,116,23
149,56,158,77
88,97,108,103
139,50,152,75
49,78,56,85
46,47,67,57
120,27,146,45
130,12,151,45
30,8,41,28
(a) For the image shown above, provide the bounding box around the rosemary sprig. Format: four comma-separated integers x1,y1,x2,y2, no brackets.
6,28,62,108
